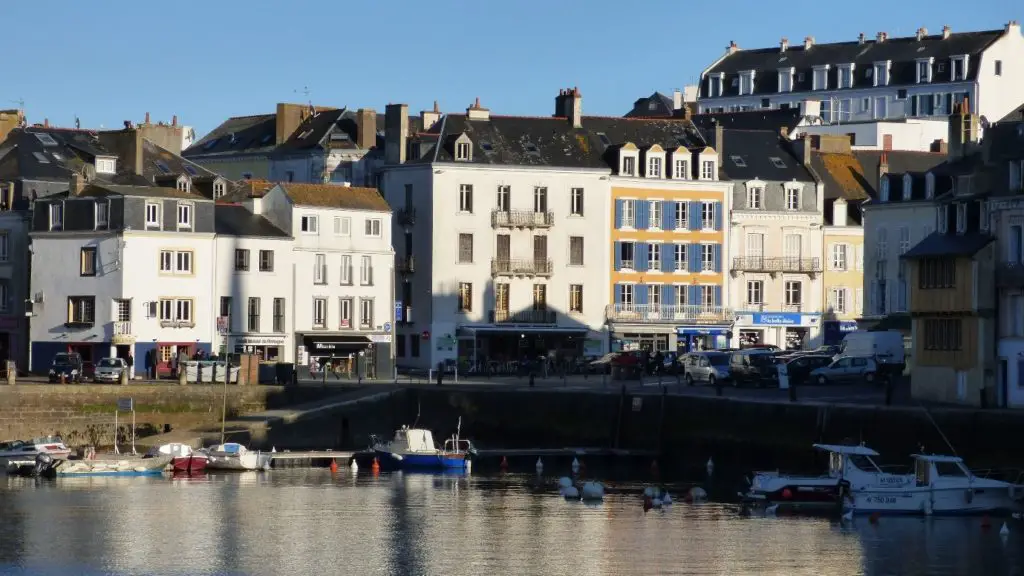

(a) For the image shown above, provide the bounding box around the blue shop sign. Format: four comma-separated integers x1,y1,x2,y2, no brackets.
751,313,802,326
822,320,859,345
677,327,729,336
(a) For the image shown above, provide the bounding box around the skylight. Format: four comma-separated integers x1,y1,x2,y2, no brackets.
297,129,314,140
330,131,351,141
596,133,611,147
34,133,58,146
155,160,171,174
480,141,494,152
260,134,273,145
32,152,49,164
770,157,787,169
184,165,198,176
731,155,747,167
524,142,540,155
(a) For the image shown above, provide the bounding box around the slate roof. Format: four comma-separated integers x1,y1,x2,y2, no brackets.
214,204,289,237
691,109,810,133
274,183,390,212
185,114,277,157
810,151,873,225
703,29,1003,97
902,231,992,258
702,129,813,182
999,102,1024,123
411,114,707,169
276,108,346,152
624,92,677,118
854,150,946,203
0,127,116,182
77,183,211,201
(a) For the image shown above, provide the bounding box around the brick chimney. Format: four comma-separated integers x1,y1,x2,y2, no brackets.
70,172,85,196
916,27,928,41
727,41,739,55
356,108,377,149
275,103,307,145
858,32,865,44
144,112,151,125
803,36,814,50
421,101,441,131
780,37,789,52
384,103,409,165
942,25,952,39
172,115,178,127
466,97,491,121
876,32,888,43
43,118,49,128
948,96,979,159
554,88,582,128
879,151,889,182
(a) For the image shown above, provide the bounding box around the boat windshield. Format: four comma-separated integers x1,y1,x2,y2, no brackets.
847,454,881,473
934,461,967,477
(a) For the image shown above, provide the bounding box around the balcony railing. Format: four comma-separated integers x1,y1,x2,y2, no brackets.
491,210,554,228
491,258,554,277
113,321,132,335
732,256,821,274
397,207,416,226
997,261,1024,288
489,309,556,324
605,304,733,324
397,255,415,274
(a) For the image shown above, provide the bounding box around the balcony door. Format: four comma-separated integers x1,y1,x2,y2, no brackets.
746,233,764,267
533,235,548,271
784,233,801,268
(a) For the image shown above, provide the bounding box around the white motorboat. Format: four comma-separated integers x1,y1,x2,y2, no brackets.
743,444,914,510
205,443,271,472
0,436,72,469
845,454,1024,516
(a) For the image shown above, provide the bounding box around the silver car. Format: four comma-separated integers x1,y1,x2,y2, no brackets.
809,356,878,385
93,357,127,383
682,352,731,386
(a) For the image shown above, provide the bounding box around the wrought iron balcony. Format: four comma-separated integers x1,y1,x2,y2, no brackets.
605,304,733,324
397,207,416,226
491,258,554,277
491,209,554,228
997,261,1024,288
489,309,556,324
732,256,821,274
397,255,415,274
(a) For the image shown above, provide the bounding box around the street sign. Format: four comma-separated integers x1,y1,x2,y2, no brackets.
395,301,403,322
216,316,229,335
117,397,133,412
383,322,392,333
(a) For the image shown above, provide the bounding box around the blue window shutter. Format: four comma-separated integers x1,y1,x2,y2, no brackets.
662,202,672,230
714,202,723,231
664,285,675,307
714,285,722,306
688,285,698,306
637,243,648,271
637,284,649,305
661,246,672,272
638,200,649,230
614,200,623,228
713,244,721,272
614,241,622,270
614,283,623,304
689,201,700,231
689,243,699,273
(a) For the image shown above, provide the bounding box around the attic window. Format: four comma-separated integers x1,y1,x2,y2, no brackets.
155,160,171,174
260,134,273,145
524,142,540,156
95,158,116,174
480,141,494,153
32,152,49,164
455,142,471,161
902,174,913,200
731,155,747,168
177,176,191,193
769,157,786,169
34,133,58,146
184,165,198,176
880,178,890,201
597,133,611,147
213,181,226,199
955,203,967,234
926,173,936,198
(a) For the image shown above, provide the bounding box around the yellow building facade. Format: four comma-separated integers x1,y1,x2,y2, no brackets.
821,200,864,345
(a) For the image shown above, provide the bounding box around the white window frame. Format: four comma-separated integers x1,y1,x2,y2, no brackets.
621,283,634,308
213,180,226,198
360,298,374,329
873,61,890,87
339,298,352,328
570,188,584,216
812,65,830,90
700,159,716,181
902,174,913,201
95,202,109,228
360,255,373,285
916,58,933,83
778,68,794,93
145,202,160,228
951,55,969,81
674,202,688,229
622,200,636,228
300,215,318,234
829,288,848,314
838,63,855,89
455,142,471,161
459,184,473,212
831,244,848,271
621,153,638,177
926,173,936,198
785,280,802,306
701,202,714,230
700,243,714,271
746,280,764,305
176,202,193,229
49,203,64,230
648,243,661,270
899,226,910,254
956,203,967,234
785,186,800,210
674,244,688,272
334,216,351,236
647,155,663,178
673,158,689,180
159,250,193,274
747,185,763,209
364,218,382,237
738,71,755,95
158,298,194,325
340,255,352,285
314,253,327,284
649,201,662,230
313,298,328,329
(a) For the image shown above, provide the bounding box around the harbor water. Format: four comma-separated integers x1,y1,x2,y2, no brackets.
1,470,1022,576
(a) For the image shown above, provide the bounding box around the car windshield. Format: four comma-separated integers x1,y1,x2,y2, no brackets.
749,354,774,366
97,359,120,368
708,354,729,366
53,354,74,365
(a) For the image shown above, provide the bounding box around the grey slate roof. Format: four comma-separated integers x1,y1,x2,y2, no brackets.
703,29,1003,97
624,92,677,118
185,114,277,157
0,127,116,182
78,183,212,201
702,129,813,182
854,150,947,203
902,231,992,258
691,109,808,133
214,204,289,237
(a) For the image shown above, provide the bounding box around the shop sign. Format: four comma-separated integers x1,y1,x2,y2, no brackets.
234,336,285,346
369,334,392,343
751,313,802,326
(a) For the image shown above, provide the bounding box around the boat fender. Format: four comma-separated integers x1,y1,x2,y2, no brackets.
965,488,974,504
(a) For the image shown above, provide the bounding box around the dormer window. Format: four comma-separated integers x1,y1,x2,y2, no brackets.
213,179,227,199
938,205,949,233
672,155,689,179
902,174,913,200
955,203,967,234
176,175,191,193
880,177,890,201
699,152,717,181
739,71,756,95
925,172,935,199
951,55,968,81
956,175,972,196
454,135,473,162
95,157,117,175
812,65,829,90
647,156,663,178
778,68,794,93
746,181,764,209
873,61,890,86
838,64,855,89
619,145,639,177
916,58,933,83
708,73,724,98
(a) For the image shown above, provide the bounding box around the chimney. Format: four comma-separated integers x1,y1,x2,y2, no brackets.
1006,20,1021,35
466,97,491,121
421,101,441,131
123,120,133,129
780,37,789,52
70,172,85,196
43,118,49,128
553,87,582,128
356,108,377,149
931,139,948,154
780,126,790,139
275,103,306,145
803,36,814,50
727,41,739,55
942,25,952,39
876,31,887,43
144,112,150,125
832,198,848,226
798,135,812,167
948,96,979,159
172,115,178,127
879,151,889,181
672,89,683,111
916,27,928,41
858,32,865,44
384,103,409,165
714,122,724,166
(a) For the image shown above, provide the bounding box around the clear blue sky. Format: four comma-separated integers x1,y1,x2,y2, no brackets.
6,0,1017,138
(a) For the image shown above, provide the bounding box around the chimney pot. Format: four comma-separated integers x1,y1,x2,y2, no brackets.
172,115,178,126
474,97,480,108
144,112,150,124
433,100,440,113
727,41,739,54
876,31,887,43
803,36,814,49
43,118,49,128
780,37,789,51
916,27,928,41
858,32,865,44
942,25,952,39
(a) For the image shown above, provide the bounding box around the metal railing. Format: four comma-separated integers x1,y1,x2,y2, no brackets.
491,210,554,228
113,321,132,335
397,255,415,274
491,258,554,277
490,309,556,324
732,256,821,273
605,303,733,324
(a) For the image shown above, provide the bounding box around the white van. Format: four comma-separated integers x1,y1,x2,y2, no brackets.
838,330,906,378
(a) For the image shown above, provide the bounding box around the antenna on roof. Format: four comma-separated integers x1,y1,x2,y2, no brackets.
294,85,316,117
74,115,81,130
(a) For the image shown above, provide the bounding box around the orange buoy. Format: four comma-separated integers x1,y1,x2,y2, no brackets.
329,459,338,474
499,456,509,472
371,457,381,474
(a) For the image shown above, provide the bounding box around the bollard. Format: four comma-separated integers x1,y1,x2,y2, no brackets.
5,367,14,386
119,369,129,386
178,368,187,386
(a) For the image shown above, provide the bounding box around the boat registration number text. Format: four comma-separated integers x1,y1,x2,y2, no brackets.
866,496,897,504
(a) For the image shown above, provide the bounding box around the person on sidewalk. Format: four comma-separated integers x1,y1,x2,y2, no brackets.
126,353,135,380
144,350,153,379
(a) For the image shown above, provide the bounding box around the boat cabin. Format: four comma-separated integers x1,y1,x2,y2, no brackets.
815,444,885,478
392,427,437,453
913,455,970,487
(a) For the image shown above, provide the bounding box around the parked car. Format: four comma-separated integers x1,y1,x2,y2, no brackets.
48,353,84,383
93,357,127,383
728,349,779,387
840,330,905,377
810,356,879,385
778,354,835,387
681,352,731,386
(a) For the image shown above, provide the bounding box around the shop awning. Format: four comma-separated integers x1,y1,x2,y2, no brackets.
302,335,372,353
677,326,730,336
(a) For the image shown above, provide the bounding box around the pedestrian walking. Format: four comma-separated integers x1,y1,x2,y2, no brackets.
126,353,135,380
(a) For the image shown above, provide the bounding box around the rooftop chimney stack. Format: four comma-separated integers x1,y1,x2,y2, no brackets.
916,27,928,41
876,32,887,43
780,37,789,52
1006,20,1021,35
466,97,491,121
948,96,979,159
942,25,952,39
672,89,683,111
43,118,49,128
172,115,178,126
421,101,441,132
879,151,889,181
70,172,85,196
356,108,377,150
727,41,739,54
858,32,865,44
384,103,409,165
554,88,582,128
832,198,848,227
803,36,814,49
144,112,150,125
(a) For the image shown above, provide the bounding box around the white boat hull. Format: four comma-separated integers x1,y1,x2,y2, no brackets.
206,452,271,471
848,486,1022,516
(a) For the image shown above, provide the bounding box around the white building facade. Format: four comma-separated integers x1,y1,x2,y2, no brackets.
793,118,950,152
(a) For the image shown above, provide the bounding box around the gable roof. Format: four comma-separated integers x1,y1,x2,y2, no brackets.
1,127,116,183
273,183,390,212
214,204,289,237
185,114,277,157
624,92,677,118
703,129,813,182
854,150,947,203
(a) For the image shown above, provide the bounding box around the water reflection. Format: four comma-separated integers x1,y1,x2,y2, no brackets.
0,471,1021,575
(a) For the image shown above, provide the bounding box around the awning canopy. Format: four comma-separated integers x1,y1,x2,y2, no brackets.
302,334,372,353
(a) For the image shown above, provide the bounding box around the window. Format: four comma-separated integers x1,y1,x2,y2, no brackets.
708,75,723,98
213,181,226,198
259,250,274,272
1010,226,1023,263
746,280,764,305
314,253,327,284
996,60,1003,76
829,288,848,313
701,202,714,229
458,283,472,312
701,160,715,180
622,155,636,176
220,297,233,331
838,64,854,89
919,258,956,289
785,187,800,210
674,244,688,271
80,247,96,276
698,285,714,307
340,255,352,285
334,216,351,236
95,202,108,228
49,203,63,230
339,298,352,328
785,281,802,306
360,298,374,328
622,200,635,227
532,284,547,311
273,298,285,333
674,202,688,229
495,283,510,313
571,188,584,216
496,185,510,212
738,71,754,95
956,203,967,234
649,201,662,229
620,284,634,308
458,233,473,263
362,218,381,237
301,215,318,234
899,227,910,255
145,202,160,228
569,236,584,266
109,298,130,323
700,244,714,271
67,296,95,324
459,184,474,212
924,319,963,351
747,186,763,209
813,67,828,90
880,177,890,202
0,232,7,262
648,156,663,177
176,202,192,228
831,244,848,270
360,255,373,285
873,62,889,86
234,249,250,272
455,142,471,161
313,298,327,328
618,242,635,269
674,158,689,179
648,243,661,270
569,285,583,313
649,285,662,307
158,298,193,325
247,297,260,332
917,60,932,83
159,250,193,274
533,187,548,213
778,68,793,92
410,334,420,357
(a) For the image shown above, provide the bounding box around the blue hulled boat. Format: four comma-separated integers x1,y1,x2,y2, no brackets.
373,420,474,471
